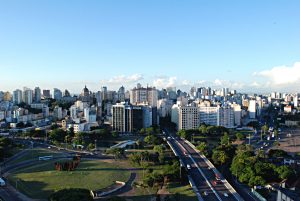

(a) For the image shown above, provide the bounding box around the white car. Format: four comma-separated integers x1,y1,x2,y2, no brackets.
203,191,208,196
187,164,191,170
223,193,229,197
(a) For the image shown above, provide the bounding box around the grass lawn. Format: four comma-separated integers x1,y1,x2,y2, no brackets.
167,182,198,201
8,148,65,166
8,159,130,199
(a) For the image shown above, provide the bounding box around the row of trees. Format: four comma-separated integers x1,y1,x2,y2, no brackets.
177,125,230,140
54,156,81,171
230,145,294,187
48,128,111,148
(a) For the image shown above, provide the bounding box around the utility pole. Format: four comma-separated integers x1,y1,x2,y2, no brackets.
249,133,251,145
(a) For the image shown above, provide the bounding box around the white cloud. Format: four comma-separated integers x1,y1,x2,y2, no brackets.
214,79,224,86
106,74,144,84
197,80,206,85
153,77,177,88
250,81,260,87
181,80,191,86
254,62,300,85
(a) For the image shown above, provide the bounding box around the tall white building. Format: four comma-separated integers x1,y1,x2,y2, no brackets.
294,95,298,107
70,105,77,120
249,100,256,119
13,89,23,104
23,87,33,105
130,83,158,107
231,103,242,126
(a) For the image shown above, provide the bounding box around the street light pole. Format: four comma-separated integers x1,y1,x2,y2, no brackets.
249,133,251,145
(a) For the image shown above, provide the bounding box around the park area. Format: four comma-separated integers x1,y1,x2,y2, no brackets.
7,159,130,199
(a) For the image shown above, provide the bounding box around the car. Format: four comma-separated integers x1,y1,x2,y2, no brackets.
184,151,187,156
223,193,229,197
187,164,191,170
167,137,171,140
215,174,221,181
203,191,208,196
48,146,51,149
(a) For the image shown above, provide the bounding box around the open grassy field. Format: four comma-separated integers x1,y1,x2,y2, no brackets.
8,159,130,199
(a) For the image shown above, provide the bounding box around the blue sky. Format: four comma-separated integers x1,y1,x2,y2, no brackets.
1,0,300,93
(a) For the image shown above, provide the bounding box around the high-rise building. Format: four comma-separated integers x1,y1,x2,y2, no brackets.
112,102,152,133
23,87,33,105
101,86,107,101
130,83,158,107
53,106,62,120
70,105,77,120
64,89,71,97
43,90,51,99
34,87,41,103
118,86,125,102
177,105,199,130
53,88,62,100
217,106,235,128
13,89,23,104
199,106,218,126
294,95,298,107
231,103,242,126
249,100,256,119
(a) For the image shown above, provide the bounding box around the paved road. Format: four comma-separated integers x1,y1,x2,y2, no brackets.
165,129,244,201
168,136,220,201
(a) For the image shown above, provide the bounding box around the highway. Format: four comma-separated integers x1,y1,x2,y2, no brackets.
166,130,244,201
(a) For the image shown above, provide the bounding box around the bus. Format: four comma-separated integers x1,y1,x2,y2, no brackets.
38,155,53,161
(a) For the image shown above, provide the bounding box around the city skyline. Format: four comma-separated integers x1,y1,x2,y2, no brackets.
1,1,300,92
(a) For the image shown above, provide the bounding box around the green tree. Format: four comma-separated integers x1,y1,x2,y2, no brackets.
275,165,293,180
87,143,95,151
153,145,164,154
220,132,230,145
146,127,154,135
140,128,146,134
107,148,124,159
236,132,244,140
48,129,67,143
112,131,119,138
212,150,228,165
199,124,207,134
261,124,269,139
177,130,188,139
196,142,208,155
144,135,159,145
